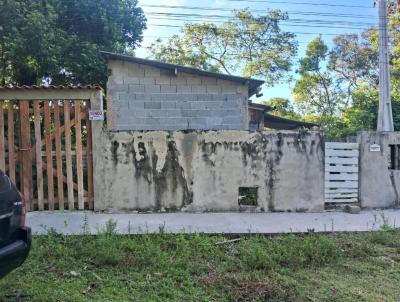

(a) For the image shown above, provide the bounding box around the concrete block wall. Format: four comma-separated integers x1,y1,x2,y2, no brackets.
106,59,249,131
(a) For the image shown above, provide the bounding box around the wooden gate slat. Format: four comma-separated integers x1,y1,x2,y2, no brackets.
0,101,5,172
325,193,358,198
7,103,15,182
325,173,358,181
325,188,358,194
325,165,358,173
325,149,359,157
325,142,359,149
33,101,44,211
35,159,87,195
19,100,32,211
325,198,358,203
44,101,54,210
85,102,94,210
64,101,74,210
75,100,84,209
54,102,64,210
325,157,358,165
325,142,359,204
40,111,85,146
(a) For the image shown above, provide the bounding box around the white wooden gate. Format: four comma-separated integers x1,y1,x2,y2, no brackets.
325,142,359,203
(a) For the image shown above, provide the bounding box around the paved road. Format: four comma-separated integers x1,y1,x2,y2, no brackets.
26,209,400,235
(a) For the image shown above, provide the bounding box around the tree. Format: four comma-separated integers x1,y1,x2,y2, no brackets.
149,35,220,72
293,37,344,116
0,0,146,86
327,13,400,136
148,9,298,86
388,13,400,93
0,0,59,85
328,32,378,107
261,97,300,119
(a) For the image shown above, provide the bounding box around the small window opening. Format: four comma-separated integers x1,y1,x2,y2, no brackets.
388,144,400,170
239,187,258,206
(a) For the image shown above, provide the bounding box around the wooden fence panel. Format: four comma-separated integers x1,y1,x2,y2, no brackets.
64,101,75,210
19,100,32,210
325,142,359,204
33,101,44,211
7,103,15,183
75,100,84,210
0,97,93,211
54,102,64,210
44,101,54,210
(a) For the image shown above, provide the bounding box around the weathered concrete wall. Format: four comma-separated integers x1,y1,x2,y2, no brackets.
93,130,325,213
106,59,249,131
356,132,400,208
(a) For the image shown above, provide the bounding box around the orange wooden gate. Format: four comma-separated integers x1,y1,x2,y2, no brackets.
0,86,100,211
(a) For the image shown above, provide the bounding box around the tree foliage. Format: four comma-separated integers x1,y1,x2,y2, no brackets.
285,14,400,138
262,97,297,117
293,37,344,117
148,35,220,73
148,9,298,86
0,0,146,86
331,14,400,137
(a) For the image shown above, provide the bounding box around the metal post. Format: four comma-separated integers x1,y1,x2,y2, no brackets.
377,0,394,132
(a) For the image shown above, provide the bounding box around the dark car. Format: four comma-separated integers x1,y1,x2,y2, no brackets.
0,170,31,278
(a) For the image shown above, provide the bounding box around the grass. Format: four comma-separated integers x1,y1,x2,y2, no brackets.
2,228,400,301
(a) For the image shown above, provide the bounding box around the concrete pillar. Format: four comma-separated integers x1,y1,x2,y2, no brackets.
90,90,104,211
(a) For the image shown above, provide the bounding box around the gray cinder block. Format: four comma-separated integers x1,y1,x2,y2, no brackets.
144,102,162,109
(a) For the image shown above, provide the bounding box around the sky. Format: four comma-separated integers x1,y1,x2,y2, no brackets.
135,0,378,102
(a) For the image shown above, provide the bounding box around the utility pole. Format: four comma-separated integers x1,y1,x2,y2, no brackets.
377,0,394,132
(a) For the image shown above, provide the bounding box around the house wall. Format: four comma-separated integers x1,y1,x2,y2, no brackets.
92,128,325,213
355,131,400,208
106,59,249,131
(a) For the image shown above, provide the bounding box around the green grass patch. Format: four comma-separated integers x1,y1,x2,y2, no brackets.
2,229,400,301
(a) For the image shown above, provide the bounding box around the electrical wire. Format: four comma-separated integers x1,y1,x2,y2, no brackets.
144,12,377,27
225,0,373,9
140,4,376,19
147,23,375,35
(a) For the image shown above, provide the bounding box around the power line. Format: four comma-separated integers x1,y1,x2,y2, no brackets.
146,17,377,31
225,0,373,8
144,12,376,26
148,23,373,34
142,34,320,43
141,4,376,19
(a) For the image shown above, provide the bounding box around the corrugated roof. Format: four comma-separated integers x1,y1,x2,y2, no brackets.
0,84,102,90
101,51,264,96
248,102,272,112
264,113,319,130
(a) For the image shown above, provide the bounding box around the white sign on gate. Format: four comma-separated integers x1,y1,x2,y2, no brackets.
89,110,104,121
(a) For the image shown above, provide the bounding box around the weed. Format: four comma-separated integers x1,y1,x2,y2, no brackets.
127,221,132,234
81,213,90,235
380,212,392,230
97,218,118,236
2,231,400,301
